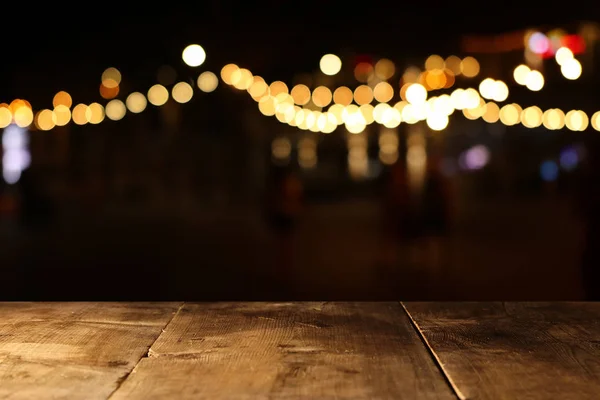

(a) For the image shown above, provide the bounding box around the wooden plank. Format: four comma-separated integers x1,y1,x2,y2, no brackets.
0,302,181,400
404,302,600,400
0,302,180,325
110,302,455,399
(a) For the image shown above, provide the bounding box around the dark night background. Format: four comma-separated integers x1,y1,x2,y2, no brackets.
0,3,599,301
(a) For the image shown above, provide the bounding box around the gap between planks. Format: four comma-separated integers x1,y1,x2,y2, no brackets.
106,302,186,400
400,302,467,400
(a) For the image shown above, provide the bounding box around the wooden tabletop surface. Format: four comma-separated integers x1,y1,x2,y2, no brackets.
1,302,599,399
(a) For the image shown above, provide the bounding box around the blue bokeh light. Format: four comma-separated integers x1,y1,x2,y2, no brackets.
540,160,559,182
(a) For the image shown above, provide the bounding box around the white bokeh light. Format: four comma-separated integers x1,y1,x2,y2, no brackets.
182,44,206,67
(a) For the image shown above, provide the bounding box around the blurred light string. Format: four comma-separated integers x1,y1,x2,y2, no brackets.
0,49,599,134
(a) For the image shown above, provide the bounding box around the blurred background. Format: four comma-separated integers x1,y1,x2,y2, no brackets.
0,5,599,300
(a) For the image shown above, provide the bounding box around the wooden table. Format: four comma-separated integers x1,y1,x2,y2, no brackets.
1,302,599,399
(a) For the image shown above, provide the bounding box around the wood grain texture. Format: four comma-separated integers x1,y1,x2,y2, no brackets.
0,302,181,400
110,302,454,399
404,302,600,400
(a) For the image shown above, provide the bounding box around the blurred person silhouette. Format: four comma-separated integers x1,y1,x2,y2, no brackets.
419,152,453,271
579,139,600,300
265,164,304,288
380,159,413,268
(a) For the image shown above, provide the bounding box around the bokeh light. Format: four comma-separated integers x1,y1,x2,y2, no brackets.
375,59,395,80
320,54,342,76
100,83,119,99
172,82,194,103
126,92,147,113
220,64,239,85
525,70,544,91
53,91,72,108
0,106,11,128
182,44,206,67
291,84,311,105
148,84,169,106
460,57,480,78
88,103,104,124
561,58,582,80
52,105,71,126
555,47,574,65
333,86,353,106
72,104,89,125
101,67,121,89
372,82,393,103
405,83,427,105
197,71,218,92
36,109,55,130
312,86,332,108
105,99,126,121
513,65,530,85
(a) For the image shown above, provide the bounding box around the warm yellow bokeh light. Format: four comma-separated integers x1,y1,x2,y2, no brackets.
52,105,71,126
460,57,480,78
360,104,375,124
375,59,395,80
100,83,119,99
499,104,521,126
542,108,566,130
53,91,72,108
220,64,239,85
513,64,530,85
521,106,543,128
312,86,332,108
258,96,276,116
106,99,127,121
565,110,589,131
248,77,268,100
426,112,449,131
182,44,206,67
88,103,104,124
13,106,33,128
445,56,462,75
425,55,445,71
555,47,574,66
291,84,311,105
72,104,89,125
269,81,288,96
328,104,344,124
320,54,342,76
36,109,55,131
172,82,194,104
148,84,169,106
9,100,31,115
480,79,509,102
405,83,427,105
525,70,544,91
102,67,121,88
479,78,495,99
561,58,582,80
231,68,253,90
197,71,218,92
591,111,600,131
354,62,373,83
482,102,500,123
373,82,394,103
333,86,353,106
424,70,448,90
0,107,12,128
354,85,373,105
126,92,148,113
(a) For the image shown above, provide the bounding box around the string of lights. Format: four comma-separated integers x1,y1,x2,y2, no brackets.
0,37,598,135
